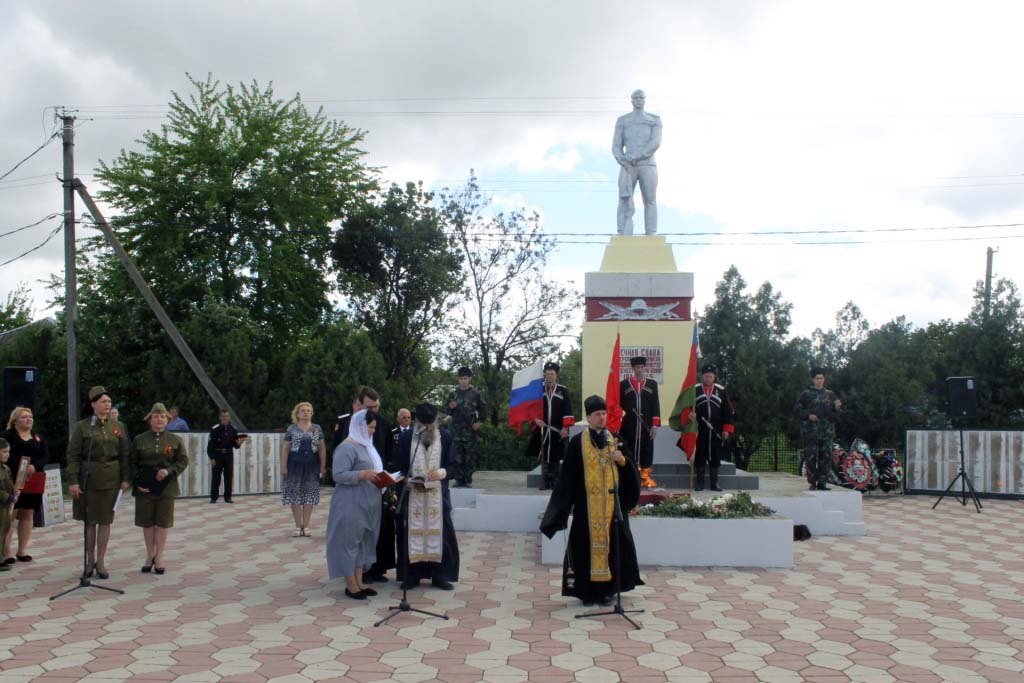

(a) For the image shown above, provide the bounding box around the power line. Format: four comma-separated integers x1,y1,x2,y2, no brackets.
0,213,63,239
0,224,63,268
77,217,1022,247
0,131,60,183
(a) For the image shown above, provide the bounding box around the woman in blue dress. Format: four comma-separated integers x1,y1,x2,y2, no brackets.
280,402,327,537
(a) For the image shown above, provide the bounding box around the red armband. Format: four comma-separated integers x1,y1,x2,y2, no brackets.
562,416,575,428
652,416,661,427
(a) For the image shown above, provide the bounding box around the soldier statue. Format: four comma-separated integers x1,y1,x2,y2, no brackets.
612,89,662,235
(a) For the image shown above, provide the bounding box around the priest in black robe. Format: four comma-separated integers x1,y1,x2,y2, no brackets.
526,361,575,490
540,395,643,606
619,356,661,488
393,403,460,590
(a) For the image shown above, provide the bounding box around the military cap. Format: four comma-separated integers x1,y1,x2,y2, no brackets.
144,402,171,421
88,386,110,402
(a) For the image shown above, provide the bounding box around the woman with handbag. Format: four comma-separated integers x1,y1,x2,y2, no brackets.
130,403,189,575
2,406,50,564
280,402,327,538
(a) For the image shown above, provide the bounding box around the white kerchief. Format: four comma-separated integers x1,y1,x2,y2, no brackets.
349,409,383,472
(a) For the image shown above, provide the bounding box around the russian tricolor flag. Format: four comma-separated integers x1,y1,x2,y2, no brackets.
508,359,545,434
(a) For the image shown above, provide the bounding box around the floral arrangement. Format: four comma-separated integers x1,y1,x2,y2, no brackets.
630,492,775,519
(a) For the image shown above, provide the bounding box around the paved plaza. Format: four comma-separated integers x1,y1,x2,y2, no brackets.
1,480,1022,683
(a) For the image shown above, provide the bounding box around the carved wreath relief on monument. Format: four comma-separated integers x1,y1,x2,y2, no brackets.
597,298,681,321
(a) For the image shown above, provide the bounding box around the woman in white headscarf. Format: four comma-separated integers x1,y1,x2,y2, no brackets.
325,409,384,599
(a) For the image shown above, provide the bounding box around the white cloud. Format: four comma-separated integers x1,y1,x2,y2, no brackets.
1,0,1022,340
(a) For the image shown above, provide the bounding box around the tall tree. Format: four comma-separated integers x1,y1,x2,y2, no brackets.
94,73,373,352
438,175,579,424
698,266,809,458
332,182,463,387
835,316,933,446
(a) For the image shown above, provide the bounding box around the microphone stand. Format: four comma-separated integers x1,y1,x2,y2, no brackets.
375,429,449,626
51,417,125,600
576,434,644,630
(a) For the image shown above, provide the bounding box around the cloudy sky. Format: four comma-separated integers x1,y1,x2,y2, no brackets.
2,0,1023,339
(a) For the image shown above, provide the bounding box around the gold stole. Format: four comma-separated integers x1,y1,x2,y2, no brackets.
582,430,617,582
408,433,444,563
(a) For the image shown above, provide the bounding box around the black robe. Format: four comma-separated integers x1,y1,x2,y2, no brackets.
525,383,574,466
695,383,735,469
619,377,661,469
540,429,644,602
393,427,460,582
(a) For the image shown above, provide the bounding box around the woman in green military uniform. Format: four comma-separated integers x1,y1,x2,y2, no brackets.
131,403,189,575
66,386,132,579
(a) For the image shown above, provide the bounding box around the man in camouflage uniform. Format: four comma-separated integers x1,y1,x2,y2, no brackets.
446,367,485,487
795,367,842,491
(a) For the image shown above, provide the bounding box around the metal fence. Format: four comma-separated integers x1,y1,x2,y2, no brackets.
740,433,907,479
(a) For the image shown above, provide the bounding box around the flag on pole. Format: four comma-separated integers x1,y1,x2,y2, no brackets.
669,323,700,461
508,359,545,434
605,333,624,433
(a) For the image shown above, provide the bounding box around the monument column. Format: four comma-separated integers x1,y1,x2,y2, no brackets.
582,236,694,464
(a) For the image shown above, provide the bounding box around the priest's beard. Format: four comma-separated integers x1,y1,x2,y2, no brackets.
419,424,437,447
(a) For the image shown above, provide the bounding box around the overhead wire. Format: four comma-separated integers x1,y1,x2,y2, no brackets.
76,216,1023,246
0,213,63,239
0,224,64,268
0,131,60,183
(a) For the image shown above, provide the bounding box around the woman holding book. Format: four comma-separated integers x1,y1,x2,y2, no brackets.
325,409,386,599
2,406,50,565
130,403,189,575
281,402,327,538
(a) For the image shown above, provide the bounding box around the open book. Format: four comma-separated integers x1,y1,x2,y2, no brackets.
374,471,405,489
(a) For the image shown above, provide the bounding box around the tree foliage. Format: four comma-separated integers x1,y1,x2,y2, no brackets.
94,73,373,353
333,182,463,388
699,266,808,459
812,301,869,370
0,284,33,333
438,174,579,424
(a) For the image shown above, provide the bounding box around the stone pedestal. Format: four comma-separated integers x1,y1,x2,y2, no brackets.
582,236,694,424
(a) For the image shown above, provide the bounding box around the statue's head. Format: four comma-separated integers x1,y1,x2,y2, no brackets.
630,89,646,108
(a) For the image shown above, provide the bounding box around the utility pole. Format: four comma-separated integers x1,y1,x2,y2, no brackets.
983,246,996,322
61,110,79,434
73,180,248,430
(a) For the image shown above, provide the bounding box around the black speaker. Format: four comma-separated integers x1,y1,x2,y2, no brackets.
946,376,977,419
2,366,38,418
